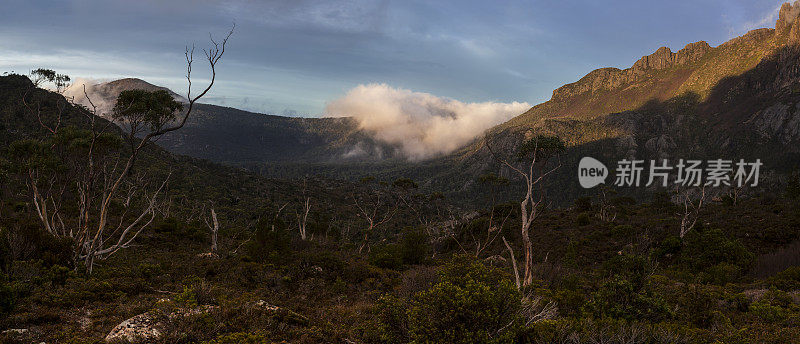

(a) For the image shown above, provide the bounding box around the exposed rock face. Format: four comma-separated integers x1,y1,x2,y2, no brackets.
777,2,800,34
777,1,800,45
749,103,800,147
789,15,800,45
645,134,677,160
545,2,800,106
631,42,712,72
551,41,711,100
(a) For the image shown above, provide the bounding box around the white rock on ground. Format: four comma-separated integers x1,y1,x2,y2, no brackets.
104,304,218,343
104,312,162,343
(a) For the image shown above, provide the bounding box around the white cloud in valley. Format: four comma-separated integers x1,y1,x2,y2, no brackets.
325,84,529,161
62,77,113,114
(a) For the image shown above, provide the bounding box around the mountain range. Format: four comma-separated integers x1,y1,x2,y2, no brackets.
80,3,800,204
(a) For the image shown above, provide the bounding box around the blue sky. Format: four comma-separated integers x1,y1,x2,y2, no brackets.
0,0,788,116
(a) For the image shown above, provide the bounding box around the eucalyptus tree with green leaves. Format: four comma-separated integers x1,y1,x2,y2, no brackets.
29,68,71,93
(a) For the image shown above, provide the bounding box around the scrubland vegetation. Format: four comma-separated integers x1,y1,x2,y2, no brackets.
4,22,800,342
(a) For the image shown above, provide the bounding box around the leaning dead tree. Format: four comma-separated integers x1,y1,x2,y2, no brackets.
502,236,522,289
486,134,564,288
13,26,233,273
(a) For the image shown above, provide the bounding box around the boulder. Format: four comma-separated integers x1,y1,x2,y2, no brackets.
104,301,218,343
104,312,162,343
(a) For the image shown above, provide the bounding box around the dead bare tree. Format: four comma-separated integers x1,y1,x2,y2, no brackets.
727,185,743,206
22,88,67,136
352,185,398,254
677,185,706,238
474,207,512,257
502,236,521,289
272,202,289,232
15,26,234,273
465,173,512,258
293,179,312,241
449,205,512,259
486,134,564,288
596,187,617,222
297,197,311,240
202,205,220,254
519,294,558,325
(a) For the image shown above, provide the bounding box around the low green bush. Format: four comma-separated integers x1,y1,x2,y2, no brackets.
248,218,291,262
681,228,754,279
767,266,800,290
399,227,430,265
377,255,522,343
369,244,403,270
584,275,671,322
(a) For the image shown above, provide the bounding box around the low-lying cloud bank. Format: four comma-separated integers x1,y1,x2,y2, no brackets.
325,84,529,161
62,78,114,115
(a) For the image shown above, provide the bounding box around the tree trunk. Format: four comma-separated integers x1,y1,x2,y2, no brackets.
210,208,219,253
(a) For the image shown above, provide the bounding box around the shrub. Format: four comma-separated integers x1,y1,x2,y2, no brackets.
767,266,800,290
376,295,409,343
610,224,634,237
676,284,716,327
0,277,15,316
2,223,74,268
202,332,271,344
576,213,591,226
787,172,800,200
400,227,430,265
39,233,74,268
701,263,741,285
574,197,592,212
584,275,671,322
47,264,70,286
681,228,754,276
654,235,682,261
296,250,347,278
553,289,585,317
153,217,184,233
378,256,522,344
249,218,291,261
369,244,403,270
650,191,673,208
751,301,788,323
174,277,215,308
762,287,794,308
602,254,654,289
137,262,164,279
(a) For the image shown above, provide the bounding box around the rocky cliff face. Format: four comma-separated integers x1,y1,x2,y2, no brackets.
777,2,800,35
551,41,711,101
546,1,800,106
434,2,800,206
749,103,800,146
777,2,800,45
